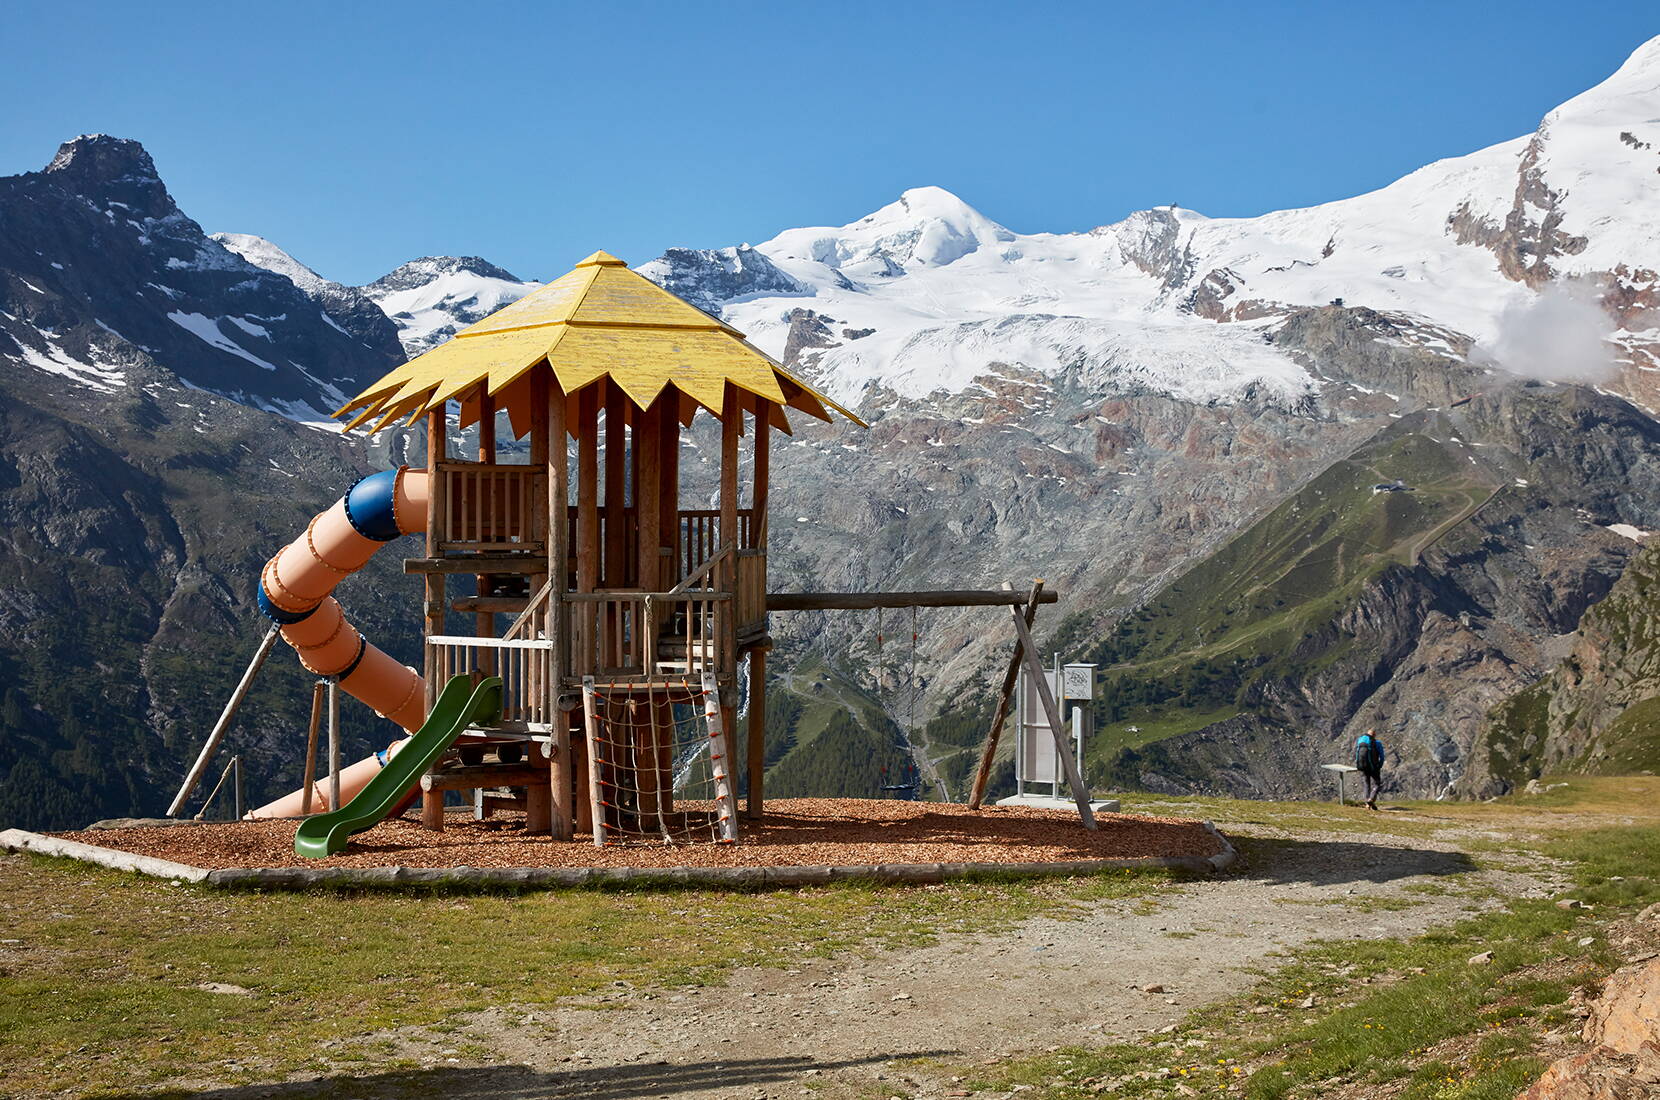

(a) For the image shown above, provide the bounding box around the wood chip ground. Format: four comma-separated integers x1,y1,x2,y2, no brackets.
55,798,1223,870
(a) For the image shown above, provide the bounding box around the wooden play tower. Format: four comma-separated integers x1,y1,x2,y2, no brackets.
334,251,863,841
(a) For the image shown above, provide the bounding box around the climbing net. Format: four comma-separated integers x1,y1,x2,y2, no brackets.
581,672,737,846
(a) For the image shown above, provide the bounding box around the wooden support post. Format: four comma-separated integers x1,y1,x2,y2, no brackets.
1005,586,1096,830
418,397,442,841
636,399,663,679
542,371,573,841
167,625,280,817
637,399,662,592
576,386,600,675
476,386,496,674
424,405,447,711
968,580,1044,810
658,405,680,590
582,677,606,847
603,382,627,591
422,789,446,830
327,678,341,813
753,398,770,552
747,648,767,820
551,710,573,841
524,754,552,834
300,679,325,815
719,387,740,675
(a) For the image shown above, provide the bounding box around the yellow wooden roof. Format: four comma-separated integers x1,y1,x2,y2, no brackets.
334,250,863,437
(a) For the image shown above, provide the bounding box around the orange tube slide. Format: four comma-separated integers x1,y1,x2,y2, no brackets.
246,467,430,819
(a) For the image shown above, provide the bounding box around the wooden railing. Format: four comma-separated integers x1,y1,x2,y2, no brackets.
560,591,728,681
425,634,556,730
679,509,755,579
438,463,544,552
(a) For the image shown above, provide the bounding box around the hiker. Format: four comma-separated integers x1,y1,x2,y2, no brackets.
1355,729,1385,810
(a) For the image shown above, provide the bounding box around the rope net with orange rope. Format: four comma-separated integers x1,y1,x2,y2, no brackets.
580,672,737,846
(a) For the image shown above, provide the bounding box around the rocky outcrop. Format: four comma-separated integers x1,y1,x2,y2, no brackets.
1466,540,1660,793
1452,131,1590,288
637,246,807,318
1272,305,1483,408
1521,956,1660,1099
1108,208,1197,291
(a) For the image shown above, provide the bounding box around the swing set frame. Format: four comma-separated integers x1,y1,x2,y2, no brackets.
767,580,1096,829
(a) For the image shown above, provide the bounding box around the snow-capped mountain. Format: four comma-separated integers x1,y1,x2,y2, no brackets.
361,257,538,355
646,39,1660,416
0,136,406,421
212,233,403,353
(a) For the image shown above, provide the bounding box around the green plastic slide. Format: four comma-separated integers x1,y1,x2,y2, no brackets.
294,675,503,859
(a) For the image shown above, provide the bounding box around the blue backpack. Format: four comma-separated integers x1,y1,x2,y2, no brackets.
1355,734,1384,772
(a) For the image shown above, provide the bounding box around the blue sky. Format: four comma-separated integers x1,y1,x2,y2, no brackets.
3,1,1656,285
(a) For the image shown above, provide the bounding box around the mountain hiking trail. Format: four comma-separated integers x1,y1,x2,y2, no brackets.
323,810,1561,1100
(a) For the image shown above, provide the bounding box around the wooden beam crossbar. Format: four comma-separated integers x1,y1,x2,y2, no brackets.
766,590,1059,611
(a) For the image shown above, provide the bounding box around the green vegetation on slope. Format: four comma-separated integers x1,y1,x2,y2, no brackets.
1057,422,1502,784
1474,539,1660,790
736,655,914,800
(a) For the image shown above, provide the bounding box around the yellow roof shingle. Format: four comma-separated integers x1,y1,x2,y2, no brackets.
335,250,863,435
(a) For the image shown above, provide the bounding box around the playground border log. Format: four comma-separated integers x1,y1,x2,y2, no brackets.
0,824,1235,890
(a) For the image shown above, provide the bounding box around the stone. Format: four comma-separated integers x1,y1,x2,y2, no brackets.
1559,899,1588,911
195,982,252,996
1586,958,1660,1055
1517,1042,1660,1099
1142,984,1166,994
1469,951,1495,965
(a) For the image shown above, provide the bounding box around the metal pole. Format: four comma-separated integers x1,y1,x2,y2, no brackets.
167,625,280,817
328,679,341,811
232,756,243,821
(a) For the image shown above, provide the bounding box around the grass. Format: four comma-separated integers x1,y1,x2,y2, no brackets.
0,854,1171,1095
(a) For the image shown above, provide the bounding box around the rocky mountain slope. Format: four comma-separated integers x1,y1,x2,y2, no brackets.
359,257,536,355
0,352,424,829
1049,384,1660,800
0,136,407,422
1467,537,1660,794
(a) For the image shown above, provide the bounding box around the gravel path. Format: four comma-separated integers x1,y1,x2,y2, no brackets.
201,810,1556,1100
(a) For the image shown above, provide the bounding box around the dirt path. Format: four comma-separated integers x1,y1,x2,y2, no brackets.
301,814,1560,1100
